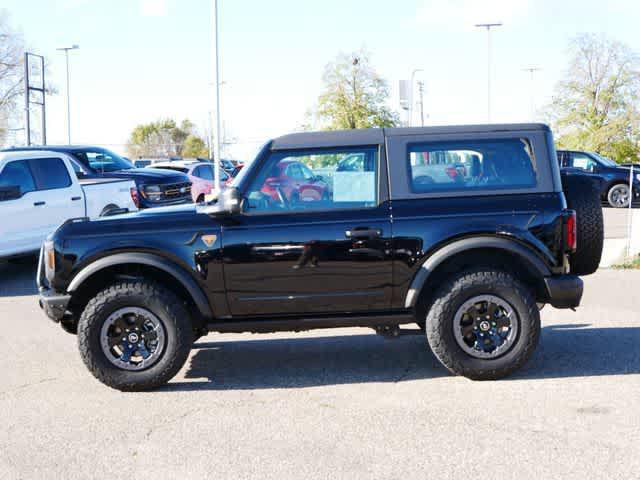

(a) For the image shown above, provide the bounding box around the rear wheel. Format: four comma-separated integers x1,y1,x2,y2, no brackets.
425,268,540,380
77,280,193,391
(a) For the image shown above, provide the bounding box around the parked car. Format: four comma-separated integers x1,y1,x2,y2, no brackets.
0,150,137,258
557,149,640,207
261,159,330,203
2,146,192,209
38,124,604,391
148,160,230,203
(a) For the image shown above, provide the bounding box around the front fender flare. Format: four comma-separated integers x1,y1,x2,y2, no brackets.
404,236,551,308
67,252,213,321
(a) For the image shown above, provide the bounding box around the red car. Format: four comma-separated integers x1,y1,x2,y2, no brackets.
262,160,329,203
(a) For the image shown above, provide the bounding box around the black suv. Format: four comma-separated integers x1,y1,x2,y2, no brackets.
38,124,603,391
2,145,192,208
557,149,640,208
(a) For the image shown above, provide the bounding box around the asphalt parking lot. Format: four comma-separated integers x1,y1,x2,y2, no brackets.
1,254,639,479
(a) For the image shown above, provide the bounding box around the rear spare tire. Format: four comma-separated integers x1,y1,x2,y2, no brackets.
560,175,604,276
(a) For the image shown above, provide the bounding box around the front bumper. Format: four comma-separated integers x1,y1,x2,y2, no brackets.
544,274,583,309
36,244,71,323
39,289,71,323
138,196,192,209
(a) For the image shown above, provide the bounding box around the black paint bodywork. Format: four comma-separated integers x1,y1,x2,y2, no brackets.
38,124,581,331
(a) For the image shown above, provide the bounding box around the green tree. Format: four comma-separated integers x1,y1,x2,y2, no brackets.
126,118,208,158
181,134,208,158
547,34,640,163
311,49,398,131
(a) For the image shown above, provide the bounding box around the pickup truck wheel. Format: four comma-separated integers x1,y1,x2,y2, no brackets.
561,175,604,275
425,269,540,380
607,183,630,208
77,280,193,391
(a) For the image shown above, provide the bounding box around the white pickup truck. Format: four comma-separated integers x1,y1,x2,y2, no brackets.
0,150,137,257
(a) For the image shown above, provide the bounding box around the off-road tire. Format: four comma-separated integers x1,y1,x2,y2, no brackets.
561,175,604,275
77,280,193,391
425,268,540,380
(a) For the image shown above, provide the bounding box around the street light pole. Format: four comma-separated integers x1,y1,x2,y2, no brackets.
212,0,222,193
522,66,540,121
417,81,425,127
475,23,502,123
56,45,79,145
409,68,423,126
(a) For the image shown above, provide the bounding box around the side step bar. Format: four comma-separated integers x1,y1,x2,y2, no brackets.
207,313,416,334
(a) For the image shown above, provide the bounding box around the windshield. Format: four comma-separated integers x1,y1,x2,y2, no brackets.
72,148,134,173
591,152,618,168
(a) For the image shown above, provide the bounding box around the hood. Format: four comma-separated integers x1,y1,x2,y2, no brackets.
104,168,190,185
95,203,197,222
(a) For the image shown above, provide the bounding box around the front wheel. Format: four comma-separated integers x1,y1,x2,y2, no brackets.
77,280,193,391
425,268,540,380
607,184,630,208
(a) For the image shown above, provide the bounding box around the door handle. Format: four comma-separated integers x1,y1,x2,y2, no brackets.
71,196,81,201
33,201,46,206
345,227,382,239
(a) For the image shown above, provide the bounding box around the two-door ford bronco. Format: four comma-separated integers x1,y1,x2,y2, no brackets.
38,124,604,391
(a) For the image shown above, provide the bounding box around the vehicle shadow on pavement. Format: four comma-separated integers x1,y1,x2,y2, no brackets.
165,323,640,391
513,323,640,380
0,257,38,297
166,330,448,391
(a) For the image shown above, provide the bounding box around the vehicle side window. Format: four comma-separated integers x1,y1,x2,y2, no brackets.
29,158,72,190
198,165,214,181
571,153,597,172
0,160,36,195
244,147,378,213
407,138,537,193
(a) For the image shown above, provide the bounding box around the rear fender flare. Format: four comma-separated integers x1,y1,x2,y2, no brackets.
404,236,551,308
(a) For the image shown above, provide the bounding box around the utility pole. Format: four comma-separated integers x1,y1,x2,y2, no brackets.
212,0,222,193
56,45,79,144
475,23,502,123
417,80,425,127
522,66,540,121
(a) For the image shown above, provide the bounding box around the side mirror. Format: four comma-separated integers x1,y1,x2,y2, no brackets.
196,187,242,216
0,185,21,201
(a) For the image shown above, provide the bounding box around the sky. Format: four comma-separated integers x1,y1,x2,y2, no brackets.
2,0,640,160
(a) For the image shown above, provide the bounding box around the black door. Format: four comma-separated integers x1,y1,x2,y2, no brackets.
221,146,392,317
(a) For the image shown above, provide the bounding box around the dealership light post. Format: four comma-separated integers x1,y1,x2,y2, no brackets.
409,68,423,126
212,0,222,193
475,23,502,123
522,66,540,122
56,44,79,145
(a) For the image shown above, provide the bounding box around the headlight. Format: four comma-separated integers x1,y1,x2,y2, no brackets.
141,185,162,200
44,240,55,281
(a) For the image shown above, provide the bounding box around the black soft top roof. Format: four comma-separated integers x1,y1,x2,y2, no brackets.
271,123,550,150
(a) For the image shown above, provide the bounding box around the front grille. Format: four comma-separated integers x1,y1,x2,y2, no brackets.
161,182,191,199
